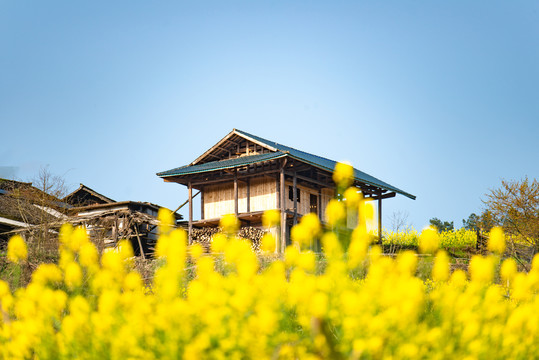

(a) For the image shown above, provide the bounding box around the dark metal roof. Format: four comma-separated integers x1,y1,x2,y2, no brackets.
234,129,415,200
157,151,288,177
63,184,116,205
157,129,415,200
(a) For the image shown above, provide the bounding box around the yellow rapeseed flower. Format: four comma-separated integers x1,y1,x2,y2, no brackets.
333,162,354,188
285,245,300,267
157,207,175,234
488,226,505,255
220,214,240,234
262,209,280,228
500,258,517,283
432,250,450,282
189,243,204,260
344,187,362,209
310,292,328,318
326,199,346,227
260,233,276,253
419,227,439,254
79,242,98,268
32,263,62,285
469,255,495,284
7,234,27,263
397,251,417,277
211,233,228,253
64,262,83,289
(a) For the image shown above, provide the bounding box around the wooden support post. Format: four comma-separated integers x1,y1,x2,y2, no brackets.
280,160,287,252
293,171,298,226
188,181,193,245
234,170,238,216
276,175,280,208
246,179,250,213
378,194,382,244
200,187,204,220
318,188,322,220
134,225,145,260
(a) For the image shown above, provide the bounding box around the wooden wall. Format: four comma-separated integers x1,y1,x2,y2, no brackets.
203,176,278,219
202,176,335,222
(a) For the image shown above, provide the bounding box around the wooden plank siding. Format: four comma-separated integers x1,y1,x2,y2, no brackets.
202,175,335,223
203,176,278,219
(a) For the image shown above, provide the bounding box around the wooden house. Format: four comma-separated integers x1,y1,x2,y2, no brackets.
157,129,415,251
63,184,116,207
67,200,182,258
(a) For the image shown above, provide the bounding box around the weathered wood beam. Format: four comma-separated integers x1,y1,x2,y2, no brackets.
200,188,204,220
370,192,396,200
173,190,200,214
293,171,298,226
318,188,322,220
133,225,145,260
190,168,280,187
188,181,193,244
280,158,287,252
378,192,382,243
234,170,238,216
284,171,333,188
246,178,250,213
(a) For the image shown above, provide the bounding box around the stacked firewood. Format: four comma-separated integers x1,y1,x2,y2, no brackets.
191,226,266,252
237,227,265,252
190,227,220,251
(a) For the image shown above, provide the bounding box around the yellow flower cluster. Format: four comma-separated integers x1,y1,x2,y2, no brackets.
383,227,477,250
7,235,27,264
1,164,539,359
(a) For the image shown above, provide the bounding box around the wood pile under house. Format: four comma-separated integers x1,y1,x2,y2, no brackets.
157,129,415,252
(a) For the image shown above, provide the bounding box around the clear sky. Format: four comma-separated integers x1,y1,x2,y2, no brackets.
1,1,538,230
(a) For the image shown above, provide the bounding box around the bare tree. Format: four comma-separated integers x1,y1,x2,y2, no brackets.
389,210,410,233
483,177,539,255
386,210,410,254
5,166,69,255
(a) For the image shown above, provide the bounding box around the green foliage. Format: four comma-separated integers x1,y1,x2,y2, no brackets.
429,217,454,232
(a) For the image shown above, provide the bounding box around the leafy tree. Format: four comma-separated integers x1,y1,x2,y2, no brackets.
429,217,454,232
483,177,539,253
462,213,480,231
462,210,496,232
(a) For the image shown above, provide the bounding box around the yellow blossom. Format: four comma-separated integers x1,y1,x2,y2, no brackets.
333,162,354,188
432,250,450,282
488,226,505,255
220,214,240,234
79,242,98,268
500,258,517,283
325,199,346,227
64,262,83,289
310,292,328,318
7,234,27,263
260,233,276,253
285,245,300,267
469,255,495,284
157,207,175,234
344,187,362,209
419,226,439,254
211,233,228,253
189,243,204,260
262,209,280,227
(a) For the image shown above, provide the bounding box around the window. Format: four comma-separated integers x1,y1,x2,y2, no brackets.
310,194,318,214
288,186,300,203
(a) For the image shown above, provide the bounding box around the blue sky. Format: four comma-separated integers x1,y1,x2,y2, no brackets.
1,1,538,229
